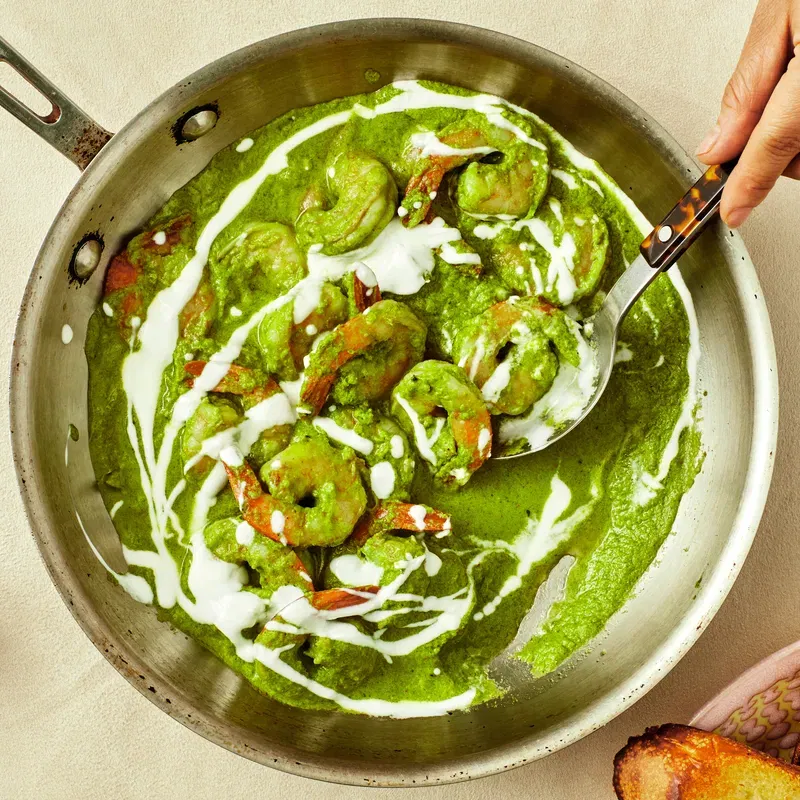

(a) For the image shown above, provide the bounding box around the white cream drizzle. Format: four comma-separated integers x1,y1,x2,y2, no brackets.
548,196,564,224
76,512,153,605
481,360,513,404
477,427,491,455
439,241,482,266
235,520,256,546
308,216,464,295
585,177,603,195
279,376,303,409
370,461,396,499
614,342,634,364
409,130,494,158
473,222,503,240
184,393,296,473
471,476,598,621
409,505,428,530
515,216,578,305
551,168,578,190
393,395,445,465
389,434,405,459
330,554,384,586
424,548,443,577
268,554,474,659
354,262,378,288
461,335,486,381
313,416,374,455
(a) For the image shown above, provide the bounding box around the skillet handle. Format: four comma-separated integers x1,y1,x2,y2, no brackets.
640,159,738,271
0,36,112,170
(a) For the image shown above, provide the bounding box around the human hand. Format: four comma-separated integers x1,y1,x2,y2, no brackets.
696,0,800,227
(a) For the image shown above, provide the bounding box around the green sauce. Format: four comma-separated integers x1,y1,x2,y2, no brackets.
84,80,701,716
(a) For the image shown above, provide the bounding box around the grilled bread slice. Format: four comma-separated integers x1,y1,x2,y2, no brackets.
614,724,800,799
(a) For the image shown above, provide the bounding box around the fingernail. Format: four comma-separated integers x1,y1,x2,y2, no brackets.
725,206,753,228
696,124,721,156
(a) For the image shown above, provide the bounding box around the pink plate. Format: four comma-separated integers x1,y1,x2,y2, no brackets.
690,640,800,761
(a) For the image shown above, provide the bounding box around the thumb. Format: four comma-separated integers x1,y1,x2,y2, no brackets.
697,1,791,164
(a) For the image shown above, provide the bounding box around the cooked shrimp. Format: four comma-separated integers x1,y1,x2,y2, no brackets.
214,222,307,306
179,277,216,341
180,397,240,477
183,361,292,467
401,111,550,226
103,214,194,332
391,360,492,487
223,432,368,547
300,299,427,415
257,283,348,381
453,297,581,416
185,360,281,404
325,507,457,631
296,152,397,255
204,516,380,697
315,406,416,501
203,515,314,594
324,531,430,629
204,515,378,609
401,126,489,227
492,198,609,304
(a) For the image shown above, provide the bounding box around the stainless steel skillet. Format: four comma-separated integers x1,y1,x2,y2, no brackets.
3,19,777,787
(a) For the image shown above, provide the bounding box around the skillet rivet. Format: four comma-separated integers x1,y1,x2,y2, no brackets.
657,225,672,242
181,109,218,141
73,238,102,279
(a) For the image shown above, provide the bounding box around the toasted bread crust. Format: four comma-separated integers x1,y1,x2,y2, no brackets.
613,723,800,799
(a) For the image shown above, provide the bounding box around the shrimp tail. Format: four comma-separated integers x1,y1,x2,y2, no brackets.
289,553,314,585
223,460,286,544
353,273,382,312
351,501,451,544
311,586,380,611
402,166,445,227
299,373,337,417
185,360,281,402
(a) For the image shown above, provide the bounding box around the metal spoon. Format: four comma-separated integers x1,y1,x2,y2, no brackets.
494,159,737,460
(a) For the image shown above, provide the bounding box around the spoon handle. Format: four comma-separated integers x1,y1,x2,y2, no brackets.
639,159,738,271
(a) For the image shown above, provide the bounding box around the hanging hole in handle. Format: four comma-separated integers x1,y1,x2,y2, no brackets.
0,60,59,121
173,103,219,144
69,234,104,284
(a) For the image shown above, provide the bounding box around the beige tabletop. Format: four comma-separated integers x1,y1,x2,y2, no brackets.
1,0,797,796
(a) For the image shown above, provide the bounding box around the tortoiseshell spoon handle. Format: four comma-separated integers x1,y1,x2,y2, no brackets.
640,159,738,271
